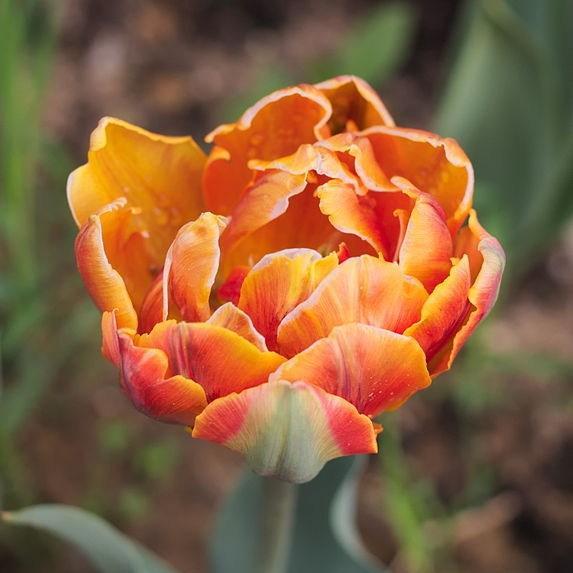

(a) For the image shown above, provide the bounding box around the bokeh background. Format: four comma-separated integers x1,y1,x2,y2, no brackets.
1,0,572,572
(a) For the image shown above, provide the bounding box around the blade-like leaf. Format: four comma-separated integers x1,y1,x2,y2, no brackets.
212,457,387,573
1,504,178,573
436,0,573,279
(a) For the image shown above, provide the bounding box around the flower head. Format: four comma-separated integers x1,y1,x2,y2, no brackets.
69,76,504,483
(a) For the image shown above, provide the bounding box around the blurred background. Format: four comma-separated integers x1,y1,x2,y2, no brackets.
0,0,572,572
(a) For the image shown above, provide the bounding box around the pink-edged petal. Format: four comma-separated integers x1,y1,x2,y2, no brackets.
271,323,430,416
163,213,228,322
277,255,428,357
192,380,378,483
207,302,267,351
238,249,338,350
137,321,285,401
117,331,208,425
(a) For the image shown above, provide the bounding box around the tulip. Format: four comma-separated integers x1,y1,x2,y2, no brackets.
68,76,504,483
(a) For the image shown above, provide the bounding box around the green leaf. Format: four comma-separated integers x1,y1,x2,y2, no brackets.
212,457,387,573
436,0,573,280
1,504,178,573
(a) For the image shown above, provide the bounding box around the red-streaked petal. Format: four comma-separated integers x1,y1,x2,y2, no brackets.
272,323,431,416
192,380,378,483
68,117,206,263
137,321,285,401
163,213,228,322
138,272,164,334
277,255,428,357
440,211,505,372
395,179,453,291
361,126,473,233
315,75,395,132
117,331,207,425
75,201,142,330
203,85,332,214
238,249,338,350
207,302,267,351
404,256,472,372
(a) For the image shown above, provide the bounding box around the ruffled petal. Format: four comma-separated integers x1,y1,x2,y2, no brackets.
75,200,143,329
272,323,431,416
137,321,285,401
117,331,207,425
315,75,395,132
192,380,378,483
360,126,473,233
206,302,267,351
394,179,453,291
316,180,411,260
163,213,228,322
68,117,206,264
404,256,472,373
277,255,428,357
406,211,505,376
203,85,332,214
238,249,338,350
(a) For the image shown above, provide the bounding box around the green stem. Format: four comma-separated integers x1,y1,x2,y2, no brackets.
258,478,297,573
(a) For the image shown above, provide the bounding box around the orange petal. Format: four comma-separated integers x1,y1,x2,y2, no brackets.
394,179,453,291
138,272,164,334
68,117,206,265
238,249,338,350
439,211,505,373
404,256,472,373
203,85,332,214
277,255,428,357
316,180,411,260
163,213,228,322
315,75,395,133
272,324,431,416
219,170,307,256
75,200,144,329
137,321,285,402
192,380,378,483
207,302,267,351
361,126,473,233
407,211,505,376
117,330,207,425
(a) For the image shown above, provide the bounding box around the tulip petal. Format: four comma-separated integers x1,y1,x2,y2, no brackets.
316,180,411,260
68,117,206,264
238,249,338,350
207,303,267,351
315,75,395,132
203,85,332,214
361,126,473,233
117,331,207,425
192,380,378,483
137,322,285,401
442,211,505,370
395,180,453,291
404,256,472,373
163,213,228,322
75,200,145,329
406,211,505,376
272,324,431,416
277,255,428,357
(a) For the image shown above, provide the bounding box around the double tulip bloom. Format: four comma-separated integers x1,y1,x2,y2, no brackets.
68,76,504,483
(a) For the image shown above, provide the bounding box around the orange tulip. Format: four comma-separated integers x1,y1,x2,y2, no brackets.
68,76,504,483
